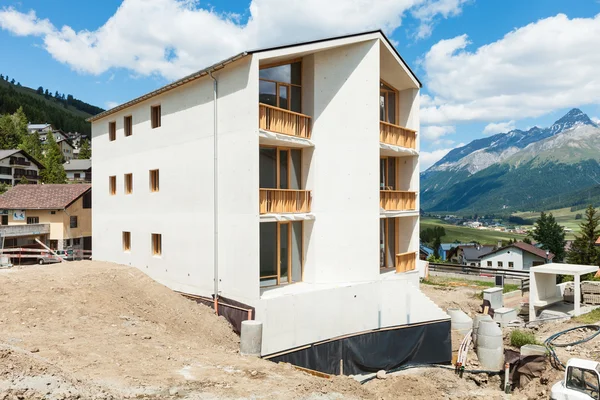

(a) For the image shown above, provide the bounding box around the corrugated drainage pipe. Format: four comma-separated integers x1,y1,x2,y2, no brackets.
209,70,219,313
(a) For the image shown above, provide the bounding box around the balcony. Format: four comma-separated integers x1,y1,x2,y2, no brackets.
380,190,416,211
260,189,312,214
10,158,31,167
380,121,416,150
0,223,50,237
396,251,417,273
13,171,40,180
259,103,312,139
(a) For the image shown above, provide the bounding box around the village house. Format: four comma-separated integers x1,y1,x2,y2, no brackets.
63,159,92,182
88,31,449,374
31,126,77,161
0,149,43,186
449,244,495,267
0,184,92,251
480,241,554,270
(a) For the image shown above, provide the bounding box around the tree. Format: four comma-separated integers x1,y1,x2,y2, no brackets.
432,236,442,259
40,131,66,184
19,132,43,164
37,86,44,95
0,182,10,194
523,237,532,245
530,211,566,262
44,89,50,98
10,79,15,85
18,175,29,185
568,205,600,266
0,108,25,150
575,214,583,220
78,139,91,159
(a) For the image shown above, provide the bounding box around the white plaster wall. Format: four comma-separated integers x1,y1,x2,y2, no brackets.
482,248,524,270
523,252,546,270
0,152,41,184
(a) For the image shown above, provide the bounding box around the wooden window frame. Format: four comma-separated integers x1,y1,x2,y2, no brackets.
109,176,117,195
124,115,133,137
380,218,399,270
108,121,116,141
259,145,302,190
124,173,133,195
151,105,161,129
149,169,159,192
380,156,399,190
380,79,399,125
70,216,78,228
260,221,303,287
151,233,162,256
123,231,131,252
259,59,302,113
26,216,39,225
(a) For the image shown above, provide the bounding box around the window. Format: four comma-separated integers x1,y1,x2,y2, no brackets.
498,261,503,268
151,105,161,128
123,232,131,252
83,191,92,209
487,261,492,267
260,221,302,287
50,211,56,215
0,166,11,175
259,61,302,113
566,366,600,398
124,173,133,194
70,216,78,228
1,215,7,225
380,157,397,190
259,147,302,189
109,176,116,195
151,233,162,256
27,216,39,224
109,121,116,141
149,169,159,192
65,239,71,247
74,173,80,179
380,80,398,125
49,240,58,250
124,116,133,137
508,262,514,269
73,238,81,246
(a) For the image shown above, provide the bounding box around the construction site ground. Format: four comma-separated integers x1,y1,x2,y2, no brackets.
0,262,597,399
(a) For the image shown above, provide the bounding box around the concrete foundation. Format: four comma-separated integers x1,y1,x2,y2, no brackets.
240,320,263,356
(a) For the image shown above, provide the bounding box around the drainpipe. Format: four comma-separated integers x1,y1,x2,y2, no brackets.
209,70,219,314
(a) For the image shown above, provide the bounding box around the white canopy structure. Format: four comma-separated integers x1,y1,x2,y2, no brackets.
529,263,599,321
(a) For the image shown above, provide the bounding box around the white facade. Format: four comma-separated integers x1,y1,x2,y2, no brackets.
481,247,547,271
91,32,447,356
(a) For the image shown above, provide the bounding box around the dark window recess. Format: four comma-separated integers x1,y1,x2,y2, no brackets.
1,215,8,225
70,216,78,228
151,105,161,128
0,167,11,175
27,216,39,224
83,191,92,209
124,116,133,137
73,238,81,246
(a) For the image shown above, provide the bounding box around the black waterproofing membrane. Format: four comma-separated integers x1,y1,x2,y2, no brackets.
184,294,255,335
267,319,451,375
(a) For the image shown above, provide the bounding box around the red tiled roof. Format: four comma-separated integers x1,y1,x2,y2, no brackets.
0,184,91,210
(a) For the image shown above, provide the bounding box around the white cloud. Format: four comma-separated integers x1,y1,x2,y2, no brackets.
483,120,515,135
420,147,453,170
105,101,119,109
0,0,468,80
421,14,600,126
592,116,600,125
421,124,455,140
411,0,469,39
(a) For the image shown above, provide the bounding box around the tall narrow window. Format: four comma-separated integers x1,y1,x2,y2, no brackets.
124,116,133,137
70,216,78,228
259,146,302,189
109,176,116,195
380,81,398,125
123,231,131,252
151,105,161,128
149,169,159,192
124,173,133,194
152,233,162,256
109,121,116,141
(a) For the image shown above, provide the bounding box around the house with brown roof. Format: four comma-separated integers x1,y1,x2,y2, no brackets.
0,184,92,251
480,241,554,270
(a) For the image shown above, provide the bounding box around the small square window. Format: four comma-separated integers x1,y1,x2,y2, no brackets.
508,262,514,269
151,105,161,129
109,122,116,141
70,216,78,228
73,238,81,246
498,261,503,268
123,231,131,252
124,173,133,194
124,116,133,137
26,216,39,224
149,169,159,192
152,233,162,256
487,261,492,267
109,176,117,195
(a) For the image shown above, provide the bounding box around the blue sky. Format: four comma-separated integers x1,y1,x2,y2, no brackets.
1,0,599,169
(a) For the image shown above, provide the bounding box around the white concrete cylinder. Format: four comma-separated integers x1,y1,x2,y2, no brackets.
472,314,493,348
447,308,473,336
476,321,504,371
240,320,263,356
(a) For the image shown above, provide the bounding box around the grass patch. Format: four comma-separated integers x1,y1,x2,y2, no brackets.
573,308,600,324
510,330,540,347
420,217,526,245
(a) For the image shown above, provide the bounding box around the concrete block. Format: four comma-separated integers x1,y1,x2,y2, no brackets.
483,287,503,309
492,307,517,327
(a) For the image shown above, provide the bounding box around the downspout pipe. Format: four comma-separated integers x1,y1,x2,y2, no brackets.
209,70,219,314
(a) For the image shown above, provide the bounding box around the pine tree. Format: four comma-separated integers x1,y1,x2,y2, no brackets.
530,211,566,261
568,205,600,265
41,131,66,184
18,175,29,185
19,132,43,164
78,139,91,159
10,107,27,147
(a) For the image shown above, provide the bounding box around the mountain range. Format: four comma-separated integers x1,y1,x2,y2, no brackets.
420,108,600,213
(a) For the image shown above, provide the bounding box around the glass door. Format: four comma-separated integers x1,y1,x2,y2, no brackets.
380,81,397,125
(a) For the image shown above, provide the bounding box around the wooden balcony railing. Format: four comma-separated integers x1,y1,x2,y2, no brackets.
260,189,312,214
259,103,312,139
396,251,417,273
380,190,416,211
380,121,416,149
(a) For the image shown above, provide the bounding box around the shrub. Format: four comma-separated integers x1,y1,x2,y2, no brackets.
510,330,539,347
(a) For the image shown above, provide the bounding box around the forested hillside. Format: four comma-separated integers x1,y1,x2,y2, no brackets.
0,75,103,135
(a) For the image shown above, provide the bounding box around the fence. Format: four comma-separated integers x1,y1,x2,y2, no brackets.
0,247,92,264
428,262,530,293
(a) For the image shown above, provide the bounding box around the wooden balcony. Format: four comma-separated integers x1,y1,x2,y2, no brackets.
380,121,416,149
380,190,416,211
259,103,312,139
396,251,417,273
260,189,312,214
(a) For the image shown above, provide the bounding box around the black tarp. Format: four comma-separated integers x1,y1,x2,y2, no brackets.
267,319,451,375
182,294,255,335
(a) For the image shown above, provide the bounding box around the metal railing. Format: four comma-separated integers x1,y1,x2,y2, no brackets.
259,103,312,139
428,262,530,292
